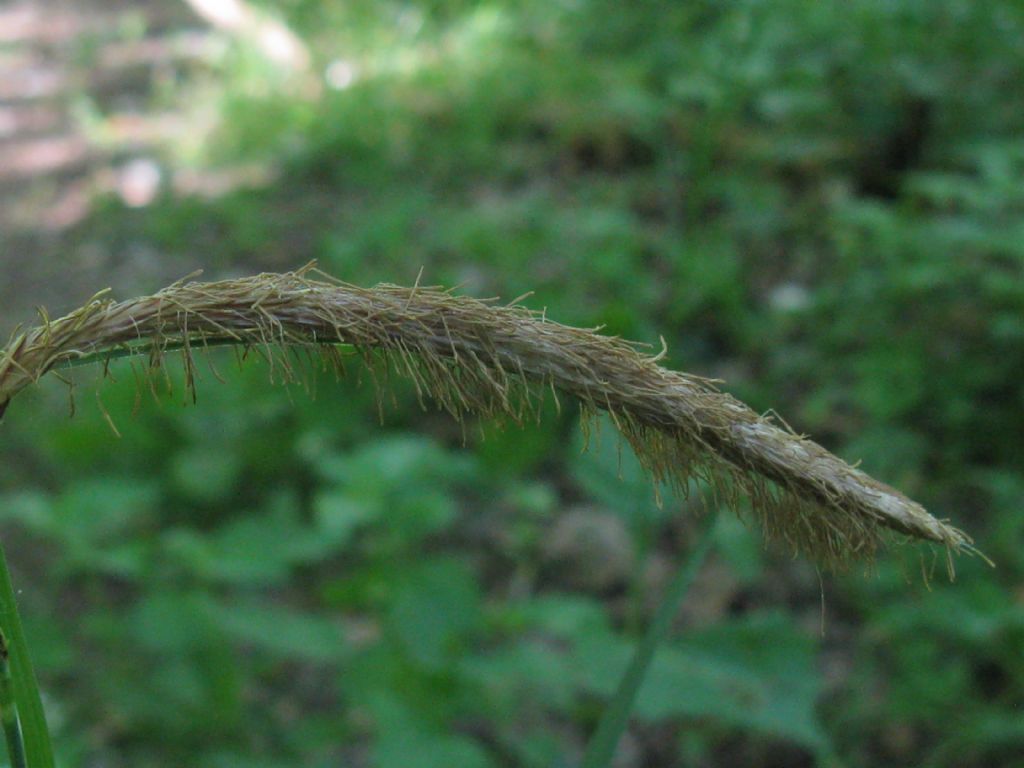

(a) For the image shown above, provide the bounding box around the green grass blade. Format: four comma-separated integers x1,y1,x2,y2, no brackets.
0,543,53,768
0,629,27,768
581,512,719,768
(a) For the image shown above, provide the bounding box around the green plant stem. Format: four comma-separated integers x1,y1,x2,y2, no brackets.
0,543,51,768
0,629,26,768
581,512,719,768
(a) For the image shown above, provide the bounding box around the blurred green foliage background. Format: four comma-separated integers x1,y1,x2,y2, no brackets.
1,0,1023,766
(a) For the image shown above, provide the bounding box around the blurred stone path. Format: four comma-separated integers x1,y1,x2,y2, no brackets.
0,0,219,333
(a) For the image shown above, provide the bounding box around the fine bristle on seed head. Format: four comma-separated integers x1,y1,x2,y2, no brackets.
0,263,975,571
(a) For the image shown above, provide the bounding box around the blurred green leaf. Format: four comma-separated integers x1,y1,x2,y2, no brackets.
52,478,158,544
574,613,827,751
460,640,576,715
212,599,348,663
131,590,216,653
388,558,482,669
170,447,243,504
370,694,495,768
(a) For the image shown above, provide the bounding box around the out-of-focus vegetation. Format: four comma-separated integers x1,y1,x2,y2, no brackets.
1,0,1023,765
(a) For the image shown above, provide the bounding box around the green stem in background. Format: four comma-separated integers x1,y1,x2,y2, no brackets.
0,628,27,768
0,543,52,768
581,512,719,768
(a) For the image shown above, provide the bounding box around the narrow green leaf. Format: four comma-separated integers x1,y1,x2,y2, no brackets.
0,543,54,768
581,513,718,768
0,629,26,768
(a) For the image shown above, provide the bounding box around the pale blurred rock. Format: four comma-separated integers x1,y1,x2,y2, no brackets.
543,506,635,592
